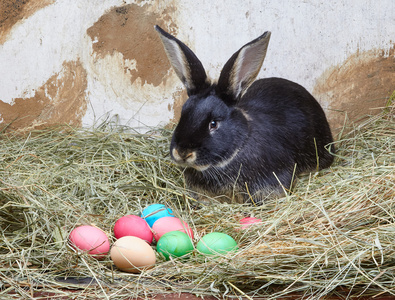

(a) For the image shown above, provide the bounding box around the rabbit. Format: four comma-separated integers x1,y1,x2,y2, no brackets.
155,25,335,204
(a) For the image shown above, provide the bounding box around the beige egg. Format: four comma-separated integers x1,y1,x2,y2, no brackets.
110,236,156,273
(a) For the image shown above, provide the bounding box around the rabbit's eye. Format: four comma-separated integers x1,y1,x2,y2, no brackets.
209,120,219,131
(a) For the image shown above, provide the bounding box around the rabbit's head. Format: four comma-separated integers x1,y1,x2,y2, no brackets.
155,26,271,171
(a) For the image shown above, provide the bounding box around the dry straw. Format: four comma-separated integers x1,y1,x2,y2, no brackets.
1,102,394,299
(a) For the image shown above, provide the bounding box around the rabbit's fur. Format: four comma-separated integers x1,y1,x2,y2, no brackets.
155,26,334,204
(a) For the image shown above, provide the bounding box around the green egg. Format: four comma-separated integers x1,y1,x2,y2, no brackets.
156,231,194,260
196,232,238,255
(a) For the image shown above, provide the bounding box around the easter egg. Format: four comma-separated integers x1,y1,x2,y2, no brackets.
141,204,174,227
152,216,194,241
110,236,156,273
239,217,262,230
69,225,110,259
196,232,238,255
156,231,194,260
113,215,153,244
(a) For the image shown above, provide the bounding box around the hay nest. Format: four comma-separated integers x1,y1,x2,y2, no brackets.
1,103,394,299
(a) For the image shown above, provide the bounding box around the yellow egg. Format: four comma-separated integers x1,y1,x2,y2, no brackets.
110,236,156,273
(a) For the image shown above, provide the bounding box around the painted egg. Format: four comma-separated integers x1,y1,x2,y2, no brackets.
239,217,262,230
152,216,194,241
113,215,153,244
196,232,238,255
69,225,110,259
141,204,174,227
156,231,194,260
110,236,156,273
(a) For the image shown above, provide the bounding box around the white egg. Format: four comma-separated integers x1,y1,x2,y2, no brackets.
110,236,156,273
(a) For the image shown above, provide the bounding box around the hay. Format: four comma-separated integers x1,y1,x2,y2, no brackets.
0,103,394,299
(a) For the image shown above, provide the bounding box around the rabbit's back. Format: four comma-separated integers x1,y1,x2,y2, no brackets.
240,77,334,173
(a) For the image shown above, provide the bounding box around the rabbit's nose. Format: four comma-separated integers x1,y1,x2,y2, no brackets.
172,147,196,164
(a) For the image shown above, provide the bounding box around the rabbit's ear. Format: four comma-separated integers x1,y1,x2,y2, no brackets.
217,31,271,104
155,25,210,96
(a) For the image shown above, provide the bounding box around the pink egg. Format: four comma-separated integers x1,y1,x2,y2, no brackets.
69,225,110,259
152,217,194,241
239,217,262,230
113,215,153,244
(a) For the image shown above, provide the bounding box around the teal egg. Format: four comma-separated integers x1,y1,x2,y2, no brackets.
156,231,194,260
141,204,174,227
196,232,238,255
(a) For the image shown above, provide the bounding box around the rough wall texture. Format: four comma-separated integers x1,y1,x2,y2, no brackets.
83,2,181,129
0,0,54,44
0,60,88,130
314,45,395,132
87,3,176,88
0,0,394,134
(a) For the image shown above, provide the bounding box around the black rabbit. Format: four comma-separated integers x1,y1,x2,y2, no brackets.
155,25,334,204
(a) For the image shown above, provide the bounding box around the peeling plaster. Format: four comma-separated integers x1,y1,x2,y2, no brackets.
0,60,88,131
0,0,394,132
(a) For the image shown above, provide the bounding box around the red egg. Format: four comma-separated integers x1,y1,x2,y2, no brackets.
239,217,262,230
69,225,110,259
152,217,194,241
113,215,153,244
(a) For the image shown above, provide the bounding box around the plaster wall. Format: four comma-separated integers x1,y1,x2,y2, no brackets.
0,0,394,133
